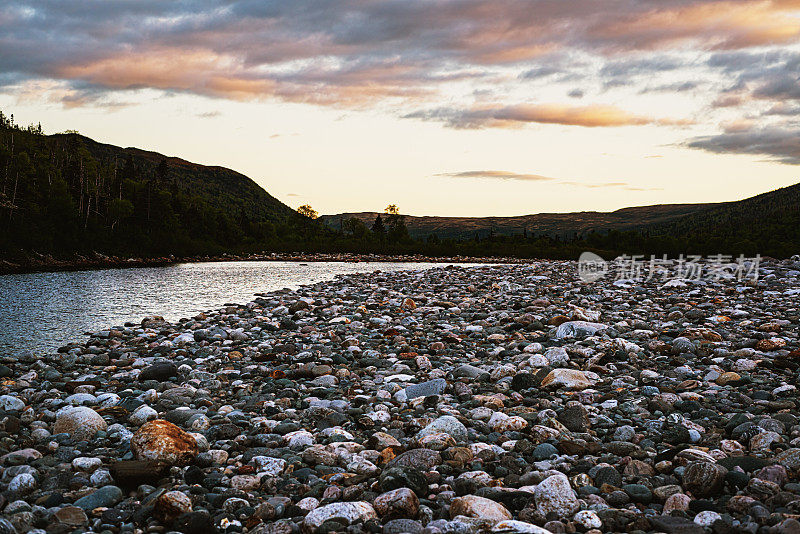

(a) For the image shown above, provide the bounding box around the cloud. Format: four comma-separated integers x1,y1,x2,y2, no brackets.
407,103,692,129
1,0,799,114
712,93,745,107
435,170,555,181
436,170,662,190
640,81,701,93
560,181,662,191
763,103,800,116
687,125,800,164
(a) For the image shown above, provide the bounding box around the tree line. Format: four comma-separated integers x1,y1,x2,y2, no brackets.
2,110,797,261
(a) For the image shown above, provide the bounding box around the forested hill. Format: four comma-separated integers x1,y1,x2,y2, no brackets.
321,203,713,240
0,111,309,257
655,182,800,254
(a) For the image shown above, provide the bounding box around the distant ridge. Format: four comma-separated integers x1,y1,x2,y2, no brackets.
320,203,715,239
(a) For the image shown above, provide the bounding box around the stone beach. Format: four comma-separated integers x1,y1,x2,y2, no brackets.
1,258,800,534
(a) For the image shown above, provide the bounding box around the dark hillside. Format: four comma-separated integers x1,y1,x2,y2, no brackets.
0,112,306,257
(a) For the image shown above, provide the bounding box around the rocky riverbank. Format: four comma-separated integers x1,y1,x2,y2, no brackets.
0,251,525,275
1,259,800,534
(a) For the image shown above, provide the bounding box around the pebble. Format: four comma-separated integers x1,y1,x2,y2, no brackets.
450,495,513,522
0,260,799,533
534,473,579,518
302,502,377,532
130,419,199,465
53,406,107,441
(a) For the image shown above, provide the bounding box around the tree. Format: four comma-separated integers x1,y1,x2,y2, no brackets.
384,204,408,242
344,217,367,238
371,214,385,234
297,204,318,219
109,198,134,231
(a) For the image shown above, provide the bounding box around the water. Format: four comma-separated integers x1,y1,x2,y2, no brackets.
0,260,467,354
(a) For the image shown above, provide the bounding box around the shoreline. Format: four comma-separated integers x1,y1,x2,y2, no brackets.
0,260,799,533
0,251,533,276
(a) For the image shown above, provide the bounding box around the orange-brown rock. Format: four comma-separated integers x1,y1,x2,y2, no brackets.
154,490,192,522
130,420,198,466
756,338,786,351
683,328,722,342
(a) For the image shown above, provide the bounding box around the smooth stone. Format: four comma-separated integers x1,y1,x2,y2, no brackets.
54,406,107,442
302,501,377,533
534,473,579,517
450,495,512,522
416,415,468,442
404,378,447,400
73,485,124,511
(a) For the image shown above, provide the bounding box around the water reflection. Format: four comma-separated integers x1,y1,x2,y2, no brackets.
0,261,465,354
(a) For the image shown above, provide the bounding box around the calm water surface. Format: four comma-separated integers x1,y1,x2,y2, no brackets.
0,261,467,354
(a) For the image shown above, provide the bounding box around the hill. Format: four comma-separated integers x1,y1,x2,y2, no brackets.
0,112,309,258
321,203,714,240
1,110,796,263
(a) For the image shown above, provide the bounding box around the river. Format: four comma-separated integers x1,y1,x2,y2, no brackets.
0,260,468,354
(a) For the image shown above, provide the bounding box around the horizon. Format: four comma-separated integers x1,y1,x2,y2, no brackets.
2,1,800,217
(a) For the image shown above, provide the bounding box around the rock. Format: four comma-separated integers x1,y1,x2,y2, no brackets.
613,425,636,442
663,493,692,513
776,448,800,470
554,321,607,339
0,395,25,412
72,456,102,472
404,378,447,400
531,443,558,461
716,371,742,386
450,495,513,522
302,501,377,533
8,473,36,495
130,419,199,466
251,456,287,476
557,405,589,432
73,485,124,510
540,369,593,390
649,516,704,534
129,404,158,425
4,258,800,534
682,461,727,497
693,511,722,527
416,415,468,442
492,520,552,533
717,455,770,472
386,449,442,471
622,483,652,504
543,346,569,365
534,473,579,518
384,519,424,534
379,467,429,496
374,488,419,519
454,364,490,381
154,490,193,522
1,448,42,465
54,506,88,526
139,360,179,381
573,510,602,530
54,406,107,441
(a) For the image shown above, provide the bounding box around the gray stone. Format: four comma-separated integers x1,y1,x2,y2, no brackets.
73,485,124,511
404,378,447,400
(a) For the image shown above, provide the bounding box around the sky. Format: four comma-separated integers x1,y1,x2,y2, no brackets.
1,1,799,217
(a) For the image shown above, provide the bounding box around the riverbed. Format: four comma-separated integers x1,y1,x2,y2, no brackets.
0,260,470,354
